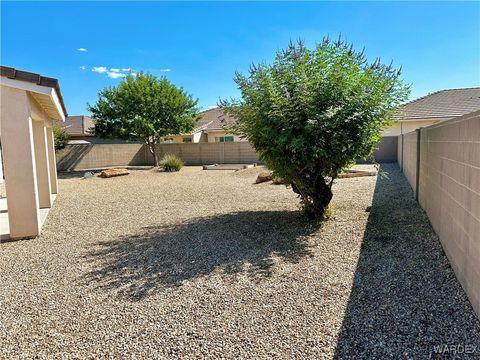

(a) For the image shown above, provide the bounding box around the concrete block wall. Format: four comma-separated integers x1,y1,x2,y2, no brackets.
57,142,261,170
373,136,398,163
402,131,419,195
399,110,480,317
57,144,150,171
397,134,403,169
155,142,260,165
57,135,400,171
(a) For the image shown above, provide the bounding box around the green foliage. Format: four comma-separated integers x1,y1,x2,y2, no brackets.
221,38,409,218
160,154,184,172
53,125,69,151
88,73,199,166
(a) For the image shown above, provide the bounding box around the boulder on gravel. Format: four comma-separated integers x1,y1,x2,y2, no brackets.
255,172,273,184
272,176,285,185
337,170,377,179
99,168,130,178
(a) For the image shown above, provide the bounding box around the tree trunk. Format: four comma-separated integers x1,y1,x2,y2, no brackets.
147,142,158,167
292,177,333,219
308,179,333,219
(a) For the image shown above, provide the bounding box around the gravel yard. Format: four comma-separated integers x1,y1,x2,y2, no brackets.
0,164,479,359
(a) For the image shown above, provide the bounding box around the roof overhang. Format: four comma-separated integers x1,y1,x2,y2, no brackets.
1,76,66,121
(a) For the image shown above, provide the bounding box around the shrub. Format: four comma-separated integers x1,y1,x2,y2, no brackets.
160,154,184,172
53,125,69,151
221,38,409,219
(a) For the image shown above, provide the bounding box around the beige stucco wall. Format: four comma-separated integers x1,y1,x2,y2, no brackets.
192,132,207,143
162,132,244,144
382,119,443,136
0,146,3,184
0,86,59,238
1,87,41,238
32,119,52,208
169,135,193,144
205,131,244,143
400,110,480,317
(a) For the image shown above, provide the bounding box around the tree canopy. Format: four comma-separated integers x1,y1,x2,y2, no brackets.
221,38,409,218
89,73,199,165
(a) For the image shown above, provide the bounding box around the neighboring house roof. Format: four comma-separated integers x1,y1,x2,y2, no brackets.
193,108,239,133
400,87,480,120
0,65,68,117
62,115,95,136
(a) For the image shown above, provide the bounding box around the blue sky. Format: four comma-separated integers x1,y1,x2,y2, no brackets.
2,1,479,116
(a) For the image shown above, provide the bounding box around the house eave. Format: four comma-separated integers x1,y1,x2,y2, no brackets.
0,76,66,121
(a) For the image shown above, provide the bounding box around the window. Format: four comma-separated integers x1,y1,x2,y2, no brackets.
182,137,192,143
163,137,173,144
215,136,234,143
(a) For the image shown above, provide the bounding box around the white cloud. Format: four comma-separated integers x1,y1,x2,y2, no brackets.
92,66,108,74
160,68,171,72
91,66,137,79
77,48,87,52
106,71,126,79
80,66,86,70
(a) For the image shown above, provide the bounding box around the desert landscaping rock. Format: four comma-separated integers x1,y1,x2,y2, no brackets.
272,176,285,185
255,171,273,184
99,168,130,178
0,164,478,358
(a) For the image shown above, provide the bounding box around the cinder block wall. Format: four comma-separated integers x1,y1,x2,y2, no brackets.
56,144,151,171
399,110,480,317
402,131,419,194
155,142,260,165
373,136,398,163
56,142,261,170
397,134,403,169
57,137,398,171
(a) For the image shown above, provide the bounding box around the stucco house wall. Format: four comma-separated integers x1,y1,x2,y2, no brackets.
1,66,66,239
382,119,444,136
205,131,243,142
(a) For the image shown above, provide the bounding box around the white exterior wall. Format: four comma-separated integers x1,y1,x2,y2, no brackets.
383,119,445,136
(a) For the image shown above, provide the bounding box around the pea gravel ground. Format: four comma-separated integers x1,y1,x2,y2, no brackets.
0,164,479,359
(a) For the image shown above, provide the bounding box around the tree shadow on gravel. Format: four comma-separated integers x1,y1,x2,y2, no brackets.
333,163,480,359
81,210,318,301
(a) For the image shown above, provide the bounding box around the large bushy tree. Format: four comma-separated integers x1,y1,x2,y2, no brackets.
89,73,199,166
221,38,409,218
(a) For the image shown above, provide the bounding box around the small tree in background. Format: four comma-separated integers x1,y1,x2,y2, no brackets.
53,125,69,151
88,73,199,166
221,38,409,219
